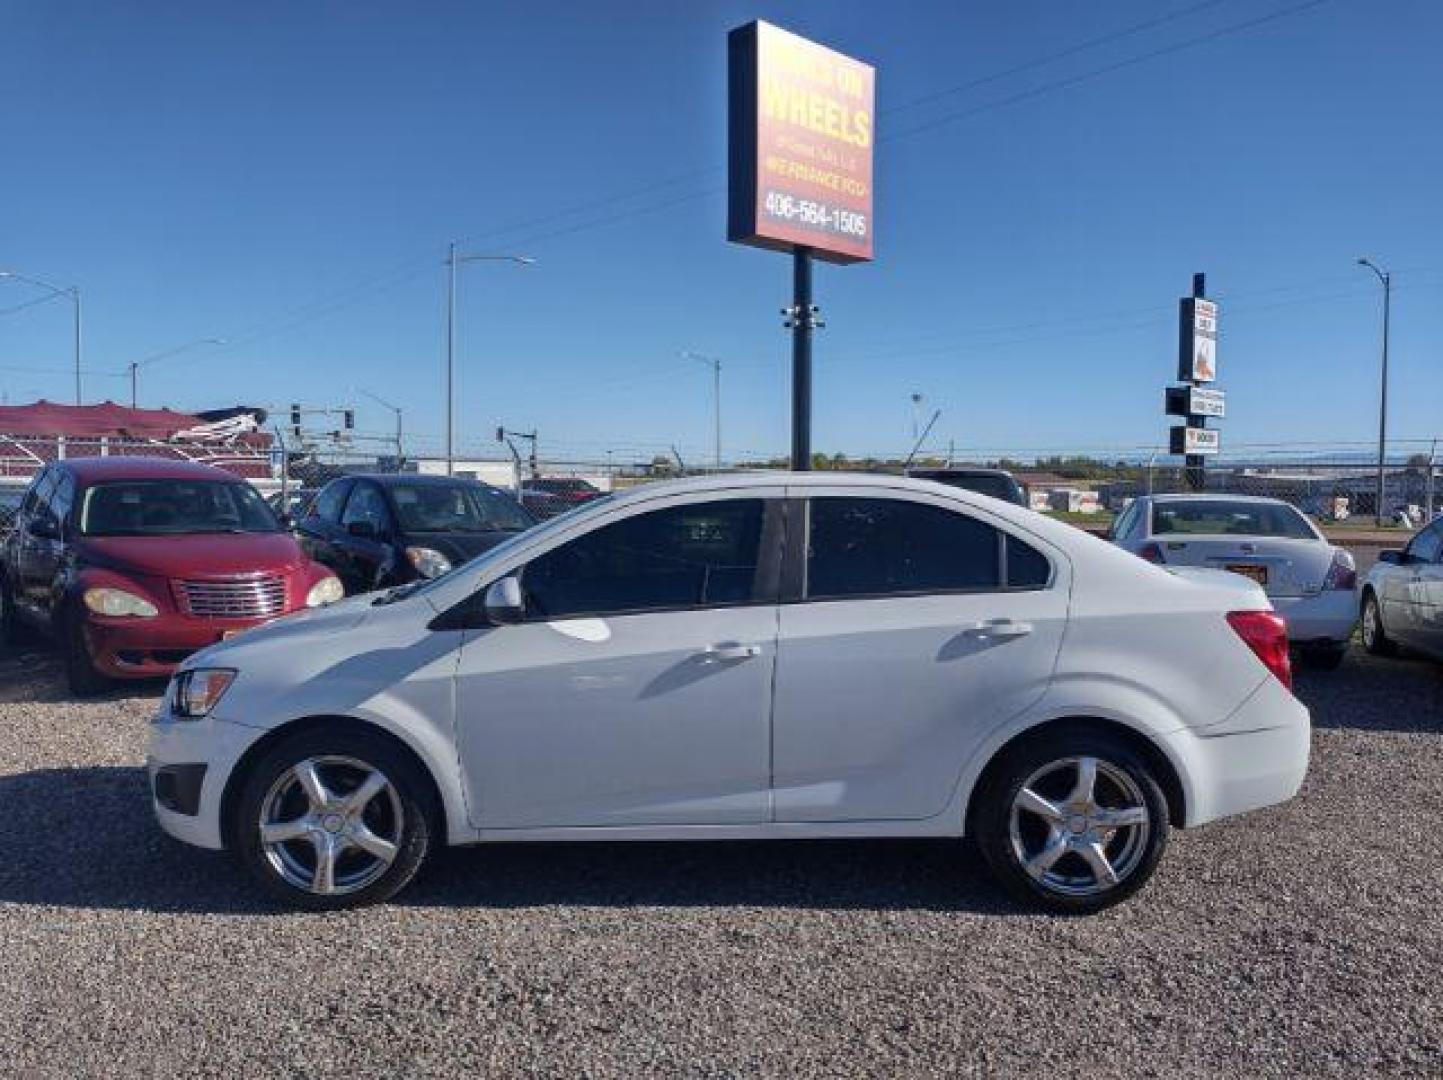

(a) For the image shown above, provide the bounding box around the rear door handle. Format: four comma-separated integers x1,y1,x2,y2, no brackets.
964,619,1034,639
699,642,762,662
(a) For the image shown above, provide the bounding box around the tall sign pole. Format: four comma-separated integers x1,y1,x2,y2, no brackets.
1167,272,1222,489
728,21,874,471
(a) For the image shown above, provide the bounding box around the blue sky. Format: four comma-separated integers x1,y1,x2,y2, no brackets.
2,0,1439,465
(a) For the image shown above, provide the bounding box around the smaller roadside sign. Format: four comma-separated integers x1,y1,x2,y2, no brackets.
1165,385,1226,418
1170,425,1220,456
1178,297,1219,384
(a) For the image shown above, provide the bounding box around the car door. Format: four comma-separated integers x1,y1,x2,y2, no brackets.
453,493,782,829
1384,525,1439,645
771,489,1069,823
15,467,60,612
336,481,393,592
1406,522,1443,656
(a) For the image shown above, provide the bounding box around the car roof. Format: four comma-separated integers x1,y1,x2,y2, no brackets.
60,456,252,485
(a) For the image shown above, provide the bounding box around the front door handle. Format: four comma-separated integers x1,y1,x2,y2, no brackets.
964,619,1034,639
699,642,762,662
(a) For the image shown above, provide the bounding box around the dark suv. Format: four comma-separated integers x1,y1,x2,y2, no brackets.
295,474,533,594
0,457,340,694
906,468,1027,506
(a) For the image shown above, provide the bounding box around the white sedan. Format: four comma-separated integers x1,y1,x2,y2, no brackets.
149,473,1309,913
1112,495,1357,669
1360,516,1443,661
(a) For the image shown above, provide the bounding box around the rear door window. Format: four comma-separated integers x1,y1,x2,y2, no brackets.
805,497,1001,599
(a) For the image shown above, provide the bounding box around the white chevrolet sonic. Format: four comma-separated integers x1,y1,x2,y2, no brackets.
148,473,1310,913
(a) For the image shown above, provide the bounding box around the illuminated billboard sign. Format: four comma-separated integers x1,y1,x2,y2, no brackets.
727,20,875,264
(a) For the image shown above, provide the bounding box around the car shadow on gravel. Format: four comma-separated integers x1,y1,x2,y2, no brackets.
0,765,1020,917
1295,649,1443,733
0,641,167,705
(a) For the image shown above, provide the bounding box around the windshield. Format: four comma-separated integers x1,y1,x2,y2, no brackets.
79,480,281,537
1151,500,1318,540
388,482,532,533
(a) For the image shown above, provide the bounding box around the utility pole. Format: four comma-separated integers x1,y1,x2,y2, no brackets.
1357,258,1391,527
681,351,723,471
0,271,82,404
125,337,225,408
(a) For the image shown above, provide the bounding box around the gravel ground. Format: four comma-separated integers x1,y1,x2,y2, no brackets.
1,641,1440,1079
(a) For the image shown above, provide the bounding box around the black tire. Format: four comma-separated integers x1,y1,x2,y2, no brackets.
0,574,33,646
231,724,437,911
1299,644,1348,671
972,728,1170,914
63,610,110,696
1361,590,1397,657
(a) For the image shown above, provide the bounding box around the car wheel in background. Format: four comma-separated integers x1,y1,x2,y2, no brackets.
232,725,436,911
973,729,1169,914
63,611,110,696
0,575,33,645
1360,591,1396,657
1299,644,1348,671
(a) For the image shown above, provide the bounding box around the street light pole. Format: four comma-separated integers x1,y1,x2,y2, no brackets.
125,337,226,408
358,388,404,463
1358,257,1392,527
0,270,82,404
443,243,534,476
681,351,723,471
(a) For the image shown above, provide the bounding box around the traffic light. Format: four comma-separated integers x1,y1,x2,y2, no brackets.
289,403,302,439
343,409,354,430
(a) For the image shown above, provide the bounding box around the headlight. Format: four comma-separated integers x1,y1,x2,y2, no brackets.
170,668,236,719
83,587,158,618
405,546,452,579
305,575,344,607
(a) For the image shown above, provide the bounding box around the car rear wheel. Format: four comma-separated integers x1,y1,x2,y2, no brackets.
63,612,110,696
1361,591,1396,657
973,730,1169,913
232,726,436,910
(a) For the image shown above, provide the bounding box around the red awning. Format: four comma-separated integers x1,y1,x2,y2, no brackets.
0,400,204,439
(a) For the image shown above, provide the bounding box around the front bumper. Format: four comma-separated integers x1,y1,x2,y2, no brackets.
147,714,263,850
1269,589,1358,648
85,611,291,679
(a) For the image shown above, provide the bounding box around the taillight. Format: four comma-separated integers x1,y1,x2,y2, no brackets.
1138,542,1165,564
1226,610,1292,690
1323,549,1357,591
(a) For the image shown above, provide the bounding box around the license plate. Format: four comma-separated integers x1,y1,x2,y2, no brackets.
1226,564,1268,586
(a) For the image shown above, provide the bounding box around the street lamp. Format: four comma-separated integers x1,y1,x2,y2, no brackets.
357,387,404,463
1357,257,1391,527
126,337,226,408
680,350,723,471
444,242,534,475
0,269,81,404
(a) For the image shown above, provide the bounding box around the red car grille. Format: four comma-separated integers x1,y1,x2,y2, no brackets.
175,576,288,619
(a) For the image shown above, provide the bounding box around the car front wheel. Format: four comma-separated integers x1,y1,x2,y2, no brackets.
973,730,1169,913
232,726,436,910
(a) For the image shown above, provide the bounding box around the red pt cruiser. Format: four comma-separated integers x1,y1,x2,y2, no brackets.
0,457,342,694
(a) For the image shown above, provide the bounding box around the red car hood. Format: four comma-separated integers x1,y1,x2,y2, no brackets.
78,532,307,579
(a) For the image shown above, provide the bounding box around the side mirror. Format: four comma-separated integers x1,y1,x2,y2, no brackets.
483,576,525,626
346,520,377,539
28,514,59,540
1378,549,1402,565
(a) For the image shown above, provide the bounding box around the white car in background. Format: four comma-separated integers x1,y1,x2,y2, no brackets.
1360,516,1443,662
149,474,1309,914
1112,495,1357,669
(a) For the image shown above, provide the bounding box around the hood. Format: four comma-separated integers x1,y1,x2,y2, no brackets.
78,532,306,579
182,591,374,669
404,529,522,566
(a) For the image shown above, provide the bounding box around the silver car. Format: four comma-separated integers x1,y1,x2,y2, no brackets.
1360,517,1443,662
1112,495,1357,669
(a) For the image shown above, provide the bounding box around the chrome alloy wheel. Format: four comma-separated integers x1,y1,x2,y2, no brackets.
1008,756,1152,898
258,756,404,896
